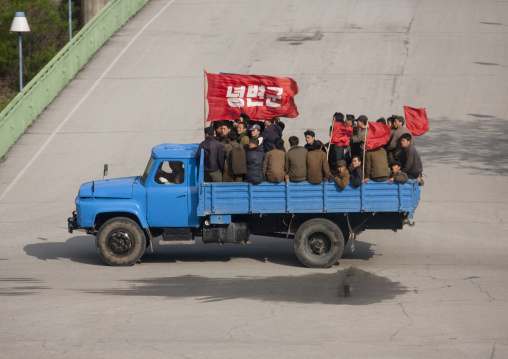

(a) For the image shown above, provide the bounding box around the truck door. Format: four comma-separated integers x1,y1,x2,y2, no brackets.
146,160,189,227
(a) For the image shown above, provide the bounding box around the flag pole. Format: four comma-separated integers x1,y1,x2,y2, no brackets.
362,122,368,182
204,67,207,129
327,116,335,162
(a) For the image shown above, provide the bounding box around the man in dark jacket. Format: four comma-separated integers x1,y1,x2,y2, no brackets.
223,131,244,182
400,133,422,180
387,116,412,161
348,155,363,187
245,137,265,184
261,118,283,153
304,130,316,151
196,126,224,182
388,160,409,184
324,125,350,173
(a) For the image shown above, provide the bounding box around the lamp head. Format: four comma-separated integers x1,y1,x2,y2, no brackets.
10,12,30,33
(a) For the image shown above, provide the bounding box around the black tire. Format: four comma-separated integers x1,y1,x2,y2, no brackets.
96,217,146,266
293,218,345,268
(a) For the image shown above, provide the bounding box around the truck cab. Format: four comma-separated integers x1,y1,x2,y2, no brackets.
142,143,200,228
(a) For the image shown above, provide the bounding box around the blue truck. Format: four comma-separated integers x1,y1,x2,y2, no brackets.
68,143,421,268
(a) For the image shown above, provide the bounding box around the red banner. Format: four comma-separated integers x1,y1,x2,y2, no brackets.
330,122,353,146
404,106,429,136
206,73,299,122
366,122,391,150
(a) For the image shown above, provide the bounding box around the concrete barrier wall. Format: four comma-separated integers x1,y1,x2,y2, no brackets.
0,0,150,159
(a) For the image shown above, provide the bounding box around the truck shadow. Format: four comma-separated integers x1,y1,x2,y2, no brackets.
416,115,508,175
82,266,408,305
23,235,376,267
142,236,376,267
23,236,103,265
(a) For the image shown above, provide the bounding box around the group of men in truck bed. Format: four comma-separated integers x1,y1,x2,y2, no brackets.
196,112,423,188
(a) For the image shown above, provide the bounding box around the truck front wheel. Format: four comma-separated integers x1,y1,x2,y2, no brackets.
294,218,344,268
96,217,146,266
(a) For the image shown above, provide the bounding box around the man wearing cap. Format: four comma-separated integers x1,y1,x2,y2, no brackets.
333,160,350,189
249,124,264,148
388,160,408,184
245,137,265,185
196,126,224,182
350,115,368,157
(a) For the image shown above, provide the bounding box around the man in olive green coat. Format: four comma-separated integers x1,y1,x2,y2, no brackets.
334,160,350,189
364,147,390,183
237,122,250,150
284,136,307,182
263,138,286,183
306,141,331,183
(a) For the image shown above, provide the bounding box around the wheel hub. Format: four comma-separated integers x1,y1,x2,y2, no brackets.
307,232,331,255
107,230,134,256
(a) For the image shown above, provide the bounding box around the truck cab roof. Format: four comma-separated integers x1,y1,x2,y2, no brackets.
151,143,200,159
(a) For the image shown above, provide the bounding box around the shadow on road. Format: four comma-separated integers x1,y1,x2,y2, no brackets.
417,116,508,175
23,236,102,265
23,235,377,268
82,267,407,305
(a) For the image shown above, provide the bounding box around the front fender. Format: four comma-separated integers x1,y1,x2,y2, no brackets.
77,197,148,228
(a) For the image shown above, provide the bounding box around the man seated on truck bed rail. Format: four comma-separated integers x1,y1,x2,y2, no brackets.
333,160,350,189
284,136,307,182
306,140,331,184
263,138,286,183
245,137,265,185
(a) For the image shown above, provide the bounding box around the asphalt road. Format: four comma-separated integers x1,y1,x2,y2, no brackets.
1,0,507,358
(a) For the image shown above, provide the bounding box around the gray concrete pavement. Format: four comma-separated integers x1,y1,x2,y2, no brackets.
1,0,507,357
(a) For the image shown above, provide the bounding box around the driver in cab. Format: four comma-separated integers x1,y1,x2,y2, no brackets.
155,161,184,184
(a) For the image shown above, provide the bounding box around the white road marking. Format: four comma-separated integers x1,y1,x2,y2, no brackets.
0,0,177,203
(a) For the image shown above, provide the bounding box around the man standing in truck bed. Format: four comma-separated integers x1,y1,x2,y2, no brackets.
197,126,224,182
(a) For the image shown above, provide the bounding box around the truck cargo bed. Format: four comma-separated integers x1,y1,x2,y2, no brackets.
198,181,421,218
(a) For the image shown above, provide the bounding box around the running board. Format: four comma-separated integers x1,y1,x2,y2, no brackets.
159,239,195,245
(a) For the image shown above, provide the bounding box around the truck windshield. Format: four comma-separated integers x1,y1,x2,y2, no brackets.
140,156,154,184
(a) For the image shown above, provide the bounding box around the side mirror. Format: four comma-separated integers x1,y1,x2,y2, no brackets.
103,164,108,180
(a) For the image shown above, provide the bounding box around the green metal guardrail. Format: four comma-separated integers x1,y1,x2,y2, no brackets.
0,0,150,159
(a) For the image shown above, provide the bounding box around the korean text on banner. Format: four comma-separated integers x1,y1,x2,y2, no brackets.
206,73,299,122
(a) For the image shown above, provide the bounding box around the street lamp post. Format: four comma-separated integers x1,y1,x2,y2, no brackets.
10,12,31,91
69,0,73,41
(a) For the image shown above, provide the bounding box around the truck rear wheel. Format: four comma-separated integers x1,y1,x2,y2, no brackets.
96,217,146,266
294,218,344,268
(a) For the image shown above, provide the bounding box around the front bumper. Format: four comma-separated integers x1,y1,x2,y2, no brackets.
68,211,79,233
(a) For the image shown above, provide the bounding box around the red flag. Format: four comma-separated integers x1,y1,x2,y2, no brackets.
330,122,353,146
404,106,429,136
366,122,390,150
206,73,299,122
